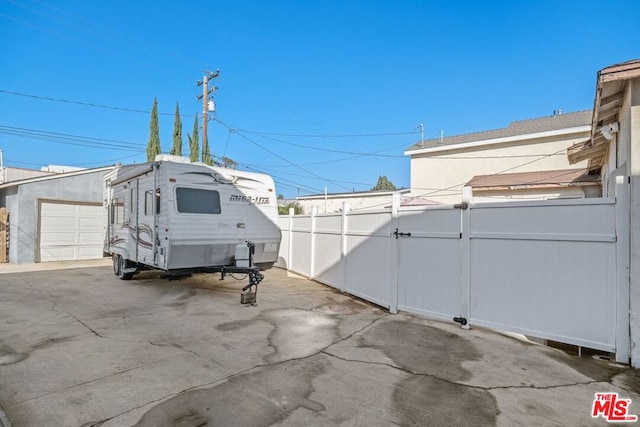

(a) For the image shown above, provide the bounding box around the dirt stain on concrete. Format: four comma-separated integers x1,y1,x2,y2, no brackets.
545,349,625,383
358,319,482,381
0,344,28,365
393,375,498,426
311,295,383,316
134,356,329,427
0,335,76,365
360,319,498,426
216,309,340,363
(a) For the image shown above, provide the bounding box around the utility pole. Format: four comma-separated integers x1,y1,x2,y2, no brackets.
197,69,220,163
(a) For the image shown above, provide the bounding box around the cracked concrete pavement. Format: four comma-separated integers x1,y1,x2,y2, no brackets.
0,260,639,426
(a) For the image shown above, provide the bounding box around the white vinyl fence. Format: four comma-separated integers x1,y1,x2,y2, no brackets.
276,180,630,363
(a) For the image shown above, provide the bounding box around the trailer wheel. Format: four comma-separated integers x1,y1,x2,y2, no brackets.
112,254,121,276
117,256,134,280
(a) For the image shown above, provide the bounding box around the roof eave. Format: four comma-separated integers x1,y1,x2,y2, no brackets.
568,60,640,170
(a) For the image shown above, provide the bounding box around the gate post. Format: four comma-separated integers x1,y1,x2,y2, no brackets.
615,175,630,364
389,192,400,314
459,187,472,329
341,202,350,293
288,207,294,269
310,206,317,279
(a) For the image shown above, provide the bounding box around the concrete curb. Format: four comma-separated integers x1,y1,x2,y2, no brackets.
0,258,111,275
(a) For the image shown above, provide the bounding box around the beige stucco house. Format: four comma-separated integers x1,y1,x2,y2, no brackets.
566,59,640,367
404,111,592,204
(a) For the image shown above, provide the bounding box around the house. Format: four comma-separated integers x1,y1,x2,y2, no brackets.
404,110,592,204
566,59,640,367
464,168,601,202
0,166,56,183
294,189,411,214
0,165,115,264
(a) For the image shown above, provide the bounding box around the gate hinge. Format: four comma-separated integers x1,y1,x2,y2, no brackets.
453,317,468,326
393,228,412,239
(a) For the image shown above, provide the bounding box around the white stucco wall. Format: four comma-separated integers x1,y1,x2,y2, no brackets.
296,192,404,214
409,132,589,204
622,78,640,367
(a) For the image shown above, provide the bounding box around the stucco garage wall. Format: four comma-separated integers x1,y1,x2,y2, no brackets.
8,170,107,264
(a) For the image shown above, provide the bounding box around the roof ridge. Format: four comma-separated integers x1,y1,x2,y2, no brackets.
508,109,591,126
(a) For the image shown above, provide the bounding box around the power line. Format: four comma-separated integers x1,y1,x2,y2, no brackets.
234,128,418,138
0,89,187,117
216,120,352,192
238,161,375,187
234,127,407,158
348,148,571,212
0,125,145,153
0,89,419,140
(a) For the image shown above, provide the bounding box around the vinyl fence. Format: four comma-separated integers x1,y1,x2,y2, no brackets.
276,180,630,363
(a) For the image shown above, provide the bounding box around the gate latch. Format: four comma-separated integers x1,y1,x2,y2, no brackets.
393,228,412,239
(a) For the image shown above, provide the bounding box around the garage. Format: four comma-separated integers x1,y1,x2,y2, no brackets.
0,165,113,264
38,201,104,262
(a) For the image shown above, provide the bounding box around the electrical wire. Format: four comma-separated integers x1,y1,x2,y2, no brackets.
0,89,188,117
231,128,418,138
233,128,406,157
347,148,572,212
0,124,145,151
215,120,352,192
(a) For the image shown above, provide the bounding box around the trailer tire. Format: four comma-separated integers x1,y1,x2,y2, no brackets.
112,254,121,276
117,256,134,280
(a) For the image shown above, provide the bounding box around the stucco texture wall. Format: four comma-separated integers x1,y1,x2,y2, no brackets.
6,170,106,264
624,78,640,367
410,134,589,204
297,193,396,214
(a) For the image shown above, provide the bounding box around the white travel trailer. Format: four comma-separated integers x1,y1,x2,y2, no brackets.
104,156,281,283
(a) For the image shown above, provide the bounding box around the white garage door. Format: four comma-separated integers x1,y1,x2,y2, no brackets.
39,202,103,262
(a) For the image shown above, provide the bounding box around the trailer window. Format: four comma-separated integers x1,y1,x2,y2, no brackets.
145,189,160,216
111,198,124,224
176,188,221,214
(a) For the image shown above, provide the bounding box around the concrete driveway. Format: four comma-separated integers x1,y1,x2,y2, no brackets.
0,261,638,426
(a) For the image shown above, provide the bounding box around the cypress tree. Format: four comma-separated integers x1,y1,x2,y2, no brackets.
171,102,183,156
188,115,199,163
146,97,161,162
371,175,396,191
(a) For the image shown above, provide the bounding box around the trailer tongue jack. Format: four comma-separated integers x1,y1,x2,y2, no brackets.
240,270,263,306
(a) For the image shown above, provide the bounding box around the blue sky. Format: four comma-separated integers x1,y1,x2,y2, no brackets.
0,0,638,198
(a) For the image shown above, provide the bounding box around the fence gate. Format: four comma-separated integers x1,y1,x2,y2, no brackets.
395,205,463,323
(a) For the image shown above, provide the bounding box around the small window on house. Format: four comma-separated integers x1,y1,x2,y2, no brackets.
176,188,221,214
130,188,135,212
111,198,124,224
144,189,160,216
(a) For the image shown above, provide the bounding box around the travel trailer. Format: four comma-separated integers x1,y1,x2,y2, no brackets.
104,156,281,282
